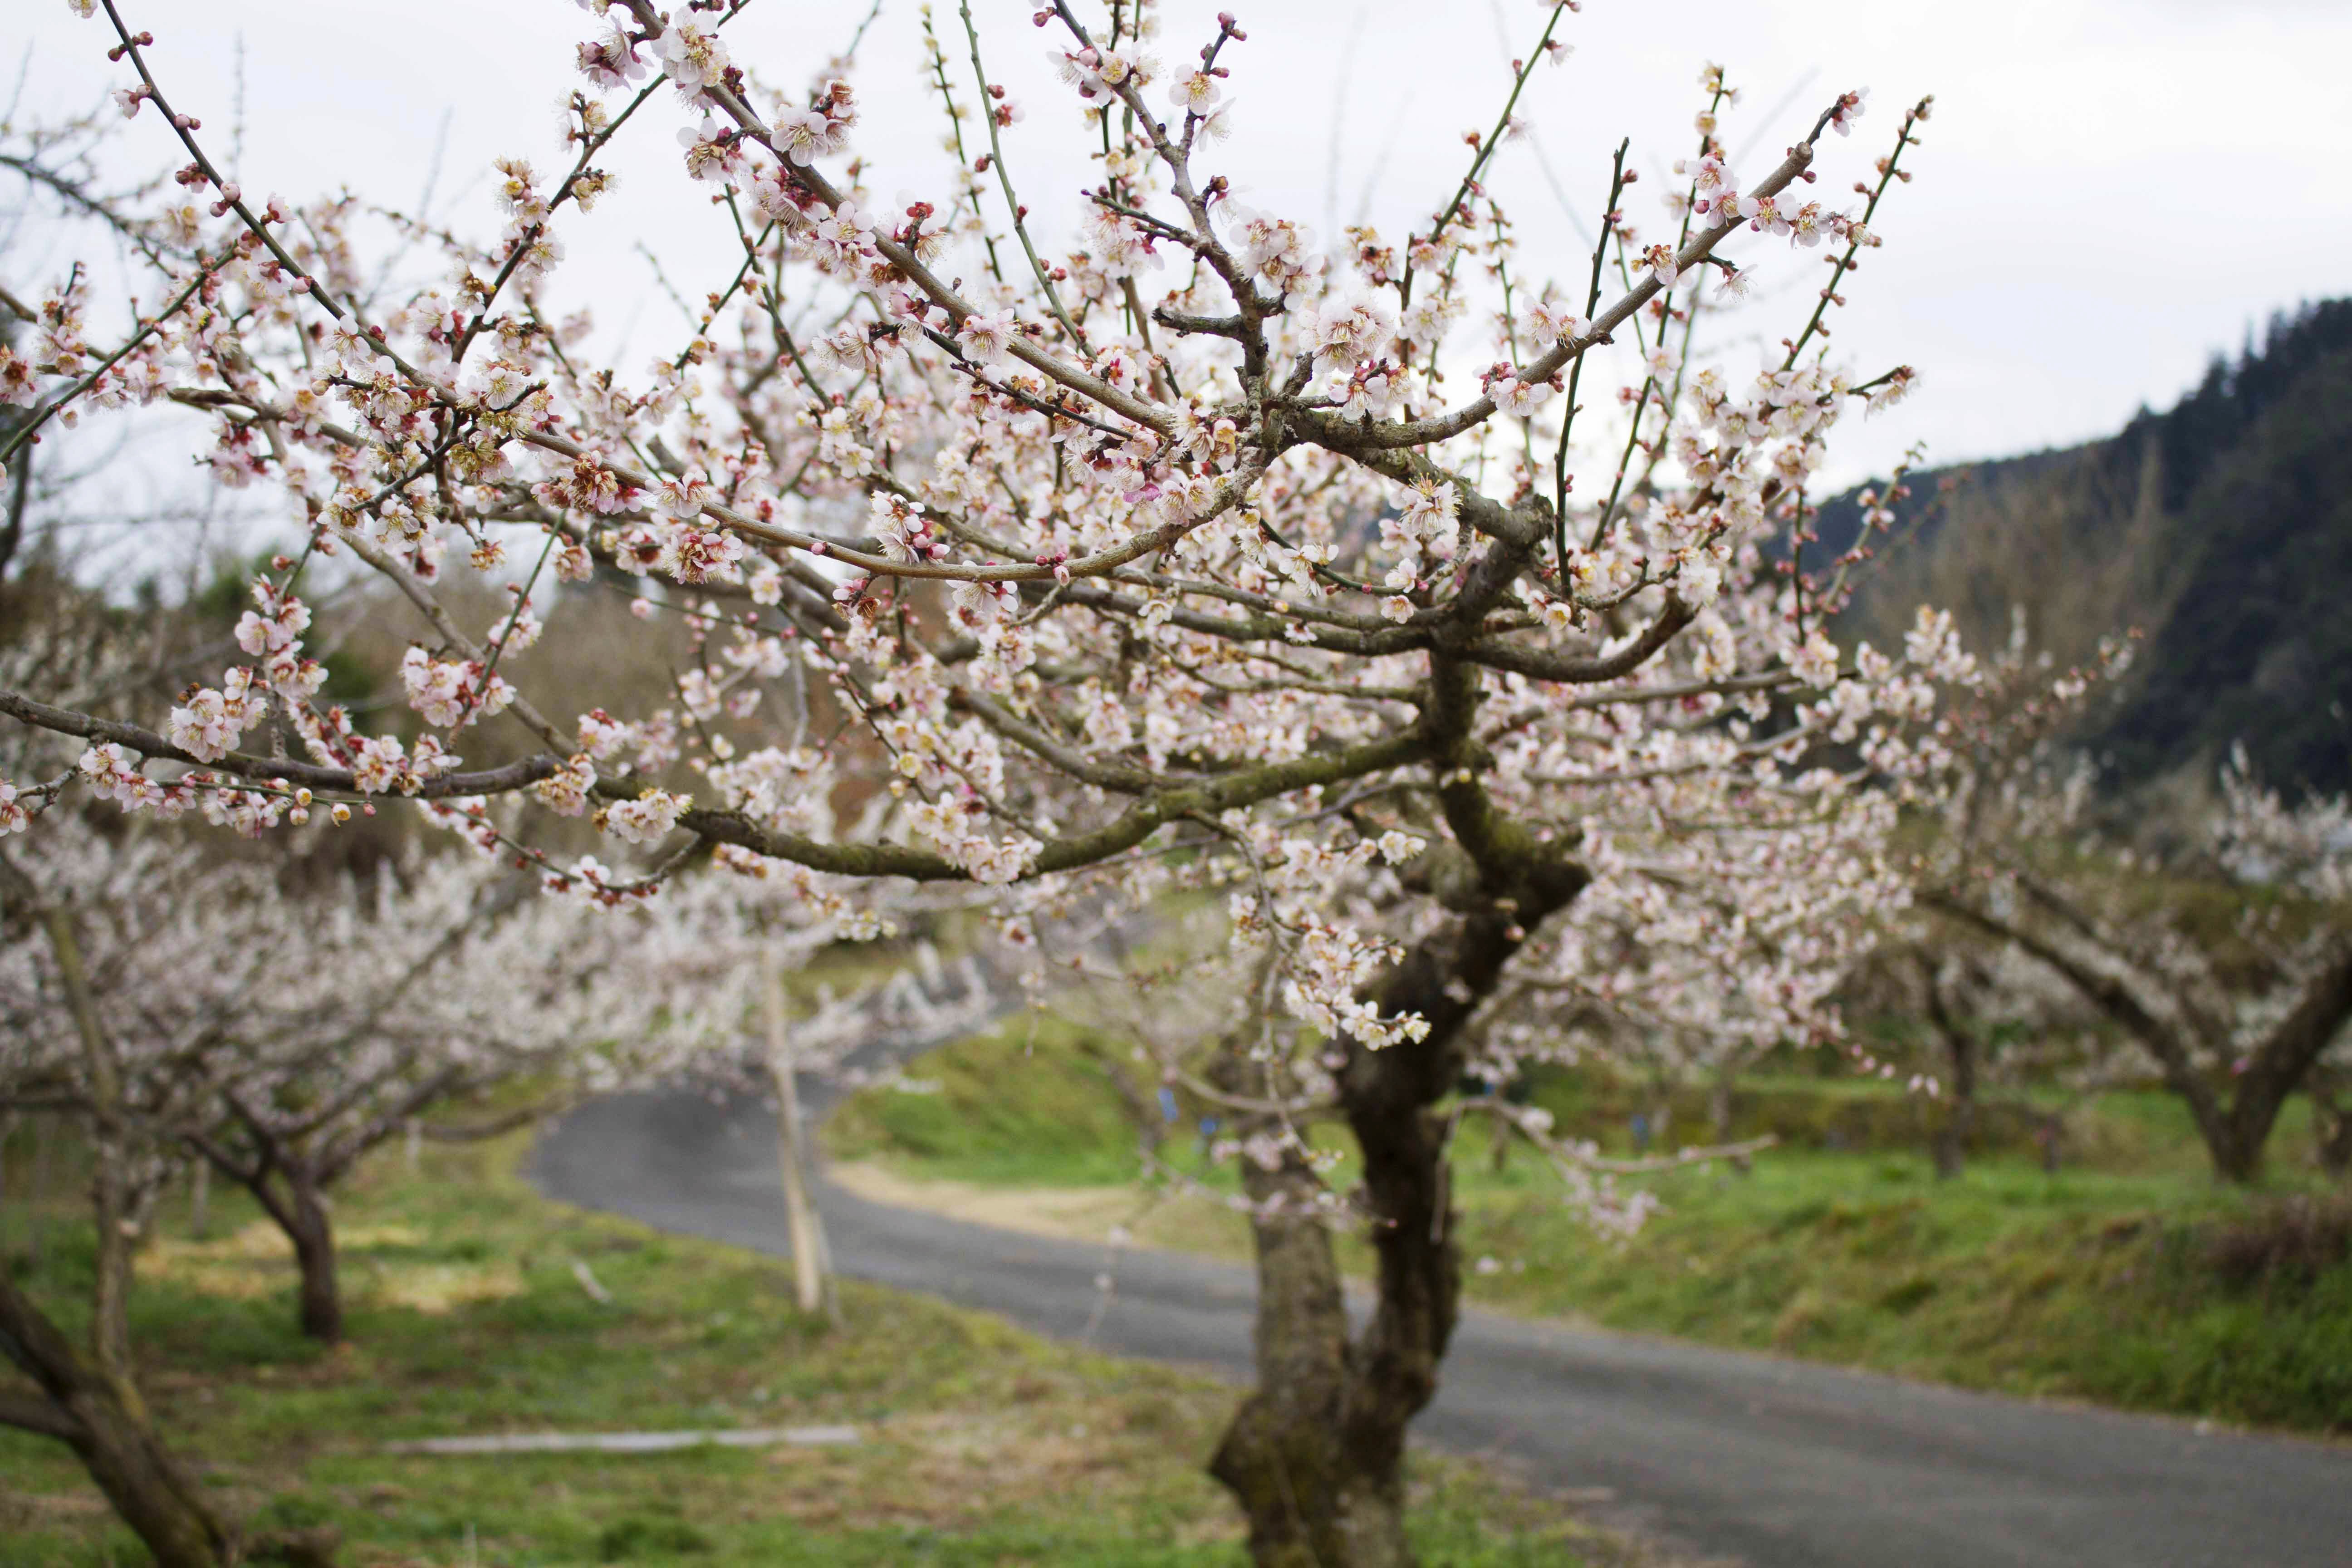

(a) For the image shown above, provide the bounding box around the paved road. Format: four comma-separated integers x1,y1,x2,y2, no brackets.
532,1088,2351,1568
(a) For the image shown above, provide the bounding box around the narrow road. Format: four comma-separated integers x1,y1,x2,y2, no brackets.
533,1088,2351,1568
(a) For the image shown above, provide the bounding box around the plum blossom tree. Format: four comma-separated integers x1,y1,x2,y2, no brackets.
0,614,883,1557
1840,928,2111,1178
1,3,1965,1563
1910,627,2352,1185
0,845,238,1567
0,817,804,1559
0,623,316,1563
13,827,775,1343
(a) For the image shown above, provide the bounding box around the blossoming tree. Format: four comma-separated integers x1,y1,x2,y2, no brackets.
0,813,814,1559
1918,740,2352,1183
0,2,1965,1563
4,820,776,1343
1905,623,2352,1184
0,611,900,1553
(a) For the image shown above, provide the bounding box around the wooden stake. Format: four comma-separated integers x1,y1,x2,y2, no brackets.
760,951,836,1323
187,1158,209,1241
0,1111,15,1260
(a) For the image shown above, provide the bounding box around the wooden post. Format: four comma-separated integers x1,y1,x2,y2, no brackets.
760,953,835,1322
30,1111,52,1268
0,1111,15,1260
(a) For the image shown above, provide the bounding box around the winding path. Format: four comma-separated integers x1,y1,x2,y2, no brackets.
534,1087,2350,1568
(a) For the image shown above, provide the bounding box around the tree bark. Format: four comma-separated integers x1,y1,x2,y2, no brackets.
6,905,235,1566
1926,895,2352,1185
193,1137,351,1346
1208,1148,1372,1567
2034,1111,2064,1173
1208,648,1590,1566
188,1156,210,1241
0,1110,15,1259
1211,896,1578,1567
2316,1098,2352,1178
32,1087,54,1265
2308,1068,2352,1177
0,1269,233,1567
2207,943,2352,1184
288,1175,343,1344
1917,958,1978,1180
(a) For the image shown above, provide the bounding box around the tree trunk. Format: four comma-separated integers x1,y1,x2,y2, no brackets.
0,1271,232,1568
1208,1152,1399,1568
2316,1101,2352,1178
1205,647,1588,1565
30,1109,53,1265
187,1157,210,1241
1938,896,2352,1186
0,1110,14,1259
288,1176,343,1344
2311,1072,2352,1177
2203,1122,2265,1186
1931,1099,1974,1179
1930,1029,1977,1181
1,904,235,1566
2204,944,2352,1185
1707,1062,1754,1175
1916,955,1978,1180
1210,888,1581,1565
2035,1111,2064,1173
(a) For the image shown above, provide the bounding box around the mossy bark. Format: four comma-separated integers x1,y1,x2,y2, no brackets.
1209,652,1590,1567
0,1269,235,1568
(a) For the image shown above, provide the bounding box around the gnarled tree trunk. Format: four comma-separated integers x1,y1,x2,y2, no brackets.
0,1269,233,1568
1209,663,1590,1565
0,905,234,1567
1208,1149,1380,1566
1928,898,2352,1185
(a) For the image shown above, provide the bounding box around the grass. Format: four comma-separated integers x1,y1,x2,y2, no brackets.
1457,1149,2352,1431
824,1018,2352,1435
826,1013,1158,1187
0,1125,1620,1567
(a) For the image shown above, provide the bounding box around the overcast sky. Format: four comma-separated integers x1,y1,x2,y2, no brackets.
10,0,2349,490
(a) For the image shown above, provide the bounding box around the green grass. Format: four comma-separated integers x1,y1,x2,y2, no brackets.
1456,1148,2352,1431
825,1013,1166,1187
825,1020,2352,1435
0,1127,1610,1566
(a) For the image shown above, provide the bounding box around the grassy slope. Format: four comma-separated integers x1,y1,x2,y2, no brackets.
827,1020,2352,1435
0,1131,1616,1567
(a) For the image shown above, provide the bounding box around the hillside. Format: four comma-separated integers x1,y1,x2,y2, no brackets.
1818,298,2352,798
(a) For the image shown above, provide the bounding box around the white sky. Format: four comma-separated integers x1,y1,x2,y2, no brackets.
10,0,2350,491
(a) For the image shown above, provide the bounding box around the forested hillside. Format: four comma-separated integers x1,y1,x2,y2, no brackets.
1821,299,2352,797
